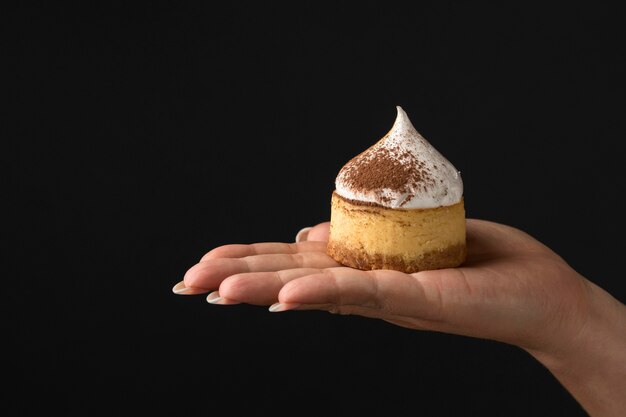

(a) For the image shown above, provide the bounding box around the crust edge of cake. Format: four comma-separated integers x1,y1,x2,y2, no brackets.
327,241,466,273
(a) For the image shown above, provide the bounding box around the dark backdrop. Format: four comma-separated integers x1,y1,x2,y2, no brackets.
7,2,625,416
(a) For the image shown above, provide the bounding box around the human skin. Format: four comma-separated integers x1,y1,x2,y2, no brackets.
174,219,626,417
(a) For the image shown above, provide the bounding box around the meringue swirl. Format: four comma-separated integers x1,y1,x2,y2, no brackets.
335,106,463,209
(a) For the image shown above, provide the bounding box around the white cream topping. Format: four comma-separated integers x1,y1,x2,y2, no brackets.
335,106,463,209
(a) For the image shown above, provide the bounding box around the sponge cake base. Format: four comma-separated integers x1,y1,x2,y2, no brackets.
327,192,466,273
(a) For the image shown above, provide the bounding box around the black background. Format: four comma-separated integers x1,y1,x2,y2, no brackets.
7,2,626,416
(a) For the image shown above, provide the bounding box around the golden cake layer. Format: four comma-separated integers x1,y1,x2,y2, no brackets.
327,192,466,273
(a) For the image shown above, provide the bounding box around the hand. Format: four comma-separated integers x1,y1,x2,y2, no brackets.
175,219,589,351
174,219,626,417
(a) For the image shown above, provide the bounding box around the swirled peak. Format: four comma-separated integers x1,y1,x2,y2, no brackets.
335,106,463,209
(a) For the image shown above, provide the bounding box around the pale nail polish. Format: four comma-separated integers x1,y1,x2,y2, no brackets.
269,303,284,312
172,281,191,294
206,291,223,304
269,302,301,312
295,227,313,243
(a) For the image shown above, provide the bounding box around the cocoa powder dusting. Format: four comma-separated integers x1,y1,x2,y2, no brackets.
341,145,435,205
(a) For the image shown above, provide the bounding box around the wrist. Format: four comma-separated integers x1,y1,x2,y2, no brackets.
526,279,626,416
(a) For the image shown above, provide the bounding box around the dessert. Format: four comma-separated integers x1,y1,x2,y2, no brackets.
327,106,466,273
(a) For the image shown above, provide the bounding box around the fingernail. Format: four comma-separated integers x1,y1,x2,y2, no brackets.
172,281,191,294
295,227,313,243
268,302,301,312
206,291,222,304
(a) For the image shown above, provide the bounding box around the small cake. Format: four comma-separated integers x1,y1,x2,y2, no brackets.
327,106,466,273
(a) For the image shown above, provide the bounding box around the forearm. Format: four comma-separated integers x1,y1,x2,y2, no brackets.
528,280,626,417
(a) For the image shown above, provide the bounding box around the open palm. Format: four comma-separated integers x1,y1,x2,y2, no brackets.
177,219,590,353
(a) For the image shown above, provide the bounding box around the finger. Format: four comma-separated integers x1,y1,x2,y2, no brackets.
214,268,324,305
172,280,210,295
274,267,443,321
205,290,241,305
184,251,341,290
201,241,327,262
295,227,312,243
306,222,330,242
294,222,331,243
